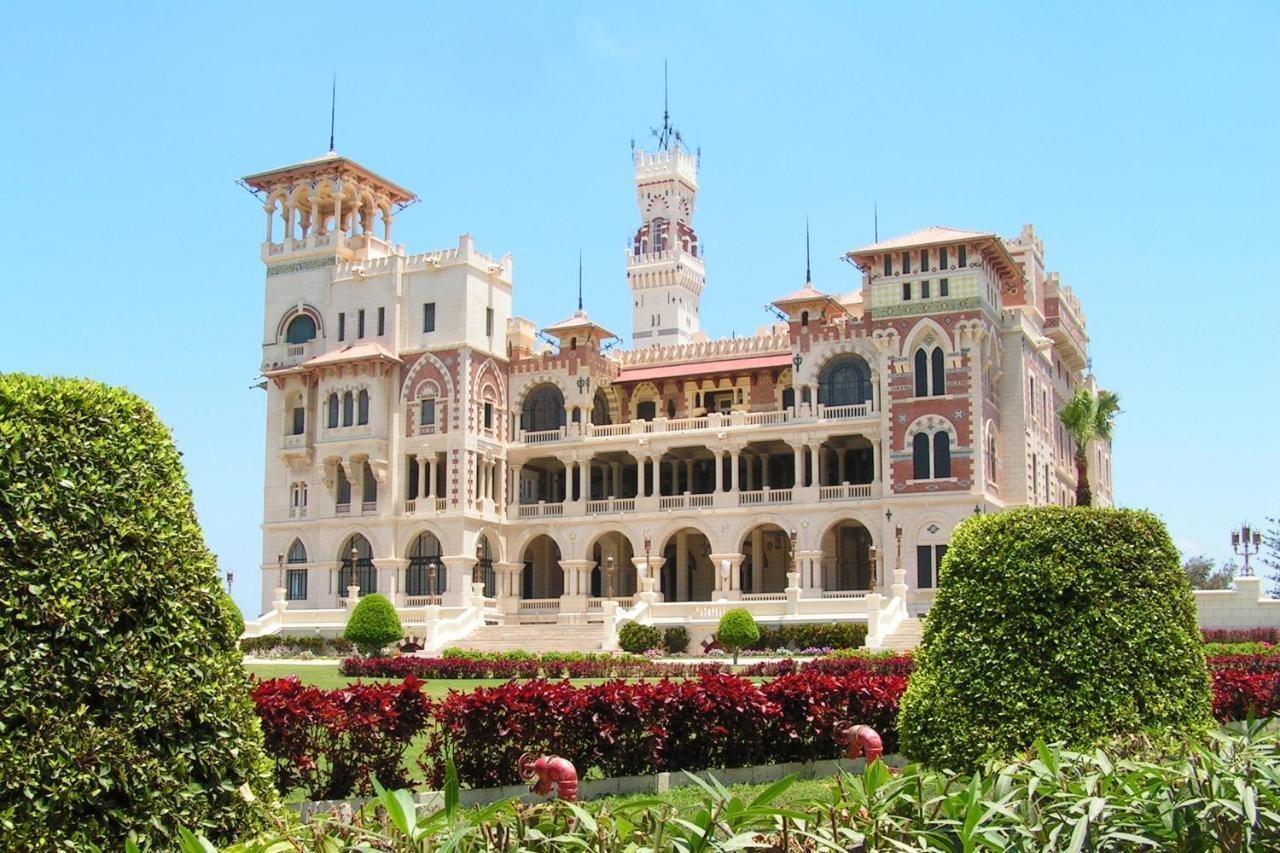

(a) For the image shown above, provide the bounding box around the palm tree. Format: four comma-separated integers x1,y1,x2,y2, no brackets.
1057,388,1120,506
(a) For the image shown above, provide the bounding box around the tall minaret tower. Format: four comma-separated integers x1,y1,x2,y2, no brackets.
627,79,704,348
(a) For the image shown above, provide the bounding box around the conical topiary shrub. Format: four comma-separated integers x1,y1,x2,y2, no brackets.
344,593,404,656
0,375,276,848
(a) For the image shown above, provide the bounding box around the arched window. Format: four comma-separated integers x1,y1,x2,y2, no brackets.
914,349,929,397
931,348,946,396
327,393,339,428
475,535,496,597
819,355,872,407
285,538,308,601
357,389,369,425
912,433,931,479
800,310,809,327
287,539,308,563
637,400,656,421
338,534,376,595
933,432,952,478
781,387,795,411
590,390,612,426
285,314,317,344
336,465,352,507
342,392,354,426
520,384,565,433
405,531,444,596
289,482,308,516
666,398,676,418
987,429,998,482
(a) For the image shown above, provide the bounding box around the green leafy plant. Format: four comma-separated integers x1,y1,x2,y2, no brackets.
716,609,760,665
343,593,404,656
662,625,690,654
898,506,1213,770
618,621,662,654
1057,387,1120,506
0,374,275,848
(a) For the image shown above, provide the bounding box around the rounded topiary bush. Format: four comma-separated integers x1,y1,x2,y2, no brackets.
618,621,662,654
0,375,275,848
343,593,404,656
898,507,1212,771
717,608,760,664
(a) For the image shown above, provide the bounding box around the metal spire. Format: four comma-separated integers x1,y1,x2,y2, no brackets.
805,217,812,283
577,250,583,312
874,201,879,243
328,74,337,154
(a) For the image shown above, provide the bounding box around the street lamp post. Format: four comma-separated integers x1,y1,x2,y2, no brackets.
605,556,615,599
277,553,284,590
1232,524,1263,577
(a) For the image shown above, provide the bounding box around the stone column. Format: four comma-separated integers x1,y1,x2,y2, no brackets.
684,459,694,494
557,559,593,623
709,553,744,600
837,448,847,484
761,452,770,488
796,549,825,595
792,444,804,488
610,462,622,498
751,528,764,593
729,448,740,492
441,555,477,607
494,561,522,615
675,531,689,603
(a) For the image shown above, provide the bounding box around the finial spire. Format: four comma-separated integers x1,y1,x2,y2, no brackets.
577,250,583,312
874,201,879,243
328,74,337,154
805,216,812,284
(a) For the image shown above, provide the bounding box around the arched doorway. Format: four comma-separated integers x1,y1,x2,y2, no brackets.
338,534,376,596
659,528,713,602
588,531,637,598
739,523,792,595
821,520,874,591
521,535,563,599
405,531,445,597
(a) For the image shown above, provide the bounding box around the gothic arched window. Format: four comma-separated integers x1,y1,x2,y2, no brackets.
327,393,339,428
912,433,931,480
287,539,307,563
342,391,354,426
338,534,376,595
931,348,946,396
914,349,929,397
405,531,444,596
933,432,952,478
357,389,370,425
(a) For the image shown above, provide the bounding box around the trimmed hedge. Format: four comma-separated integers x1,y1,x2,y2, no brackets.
663,625,690,654
898,507,1213,770
0,375,275,848
240,634,354,657
344,593,403,656
748,622,867,651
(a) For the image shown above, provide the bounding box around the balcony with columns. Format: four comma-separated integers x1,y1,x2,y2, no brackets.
509,431,883,520
511,400,877,449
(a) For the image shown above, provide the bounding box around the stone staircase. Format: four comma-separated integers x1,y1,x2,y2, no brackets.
878,616,923,652
441,621,604,654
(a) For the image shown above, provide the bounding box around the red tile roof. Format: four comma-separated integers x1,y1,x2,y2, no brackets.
617,352,792,383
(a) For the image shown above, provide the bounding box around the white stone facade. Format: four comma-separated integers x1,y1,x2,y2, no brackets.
243,143,1131,650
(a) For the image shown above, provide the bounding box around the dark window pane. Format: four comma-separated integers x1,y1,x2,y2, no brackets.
377,306,385,336
423,303,436,333
285,314,317,344
338,312,345,341
913,433,930,479
914,349,929,397
931,347,946,395
286,568,308,600
917,545,933,588
357,390,369,425
933,432,951,478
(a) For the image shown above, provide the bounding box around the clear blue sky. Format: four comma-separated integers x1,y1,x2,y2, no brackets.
3,2,1276,615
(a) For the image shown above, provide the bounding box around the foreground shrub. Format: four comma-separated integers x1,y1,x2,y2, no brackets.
716,608,759,664
0,375,275,848
251,676,432,800
899,507,1212,770
662,625,690,654
206,723,1280,851
343,593,403,656
618,621,662,654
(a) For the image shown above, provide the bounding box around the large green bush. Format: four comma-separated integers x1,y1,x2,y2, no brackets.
717,608,760,664
0,375,275,848
662,625,690,654
618,621,662,654
344,594,404,656
898,507,1212,770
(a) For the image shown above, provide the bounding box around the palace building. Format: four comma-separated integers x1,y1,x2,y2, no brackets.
243,125,1112,651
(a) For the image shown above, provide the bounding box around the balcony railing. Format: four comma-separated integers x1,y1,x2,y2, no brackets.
585,497,636,515
822,590,870,599
738,488,793,506
288,506,307,519
336,502,351,515
361,501,378,514
516,406,874,446
404,596,442,607
519,598,561,613
282,433,308,449
819,484,873,501
518,501,564,518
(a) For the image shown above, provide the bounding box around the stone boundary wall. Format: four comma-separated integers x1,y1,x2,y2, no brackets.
1194,577,1280,629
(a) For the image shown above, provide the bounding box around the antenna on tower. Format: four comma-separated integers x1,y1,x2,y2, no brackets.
805,216,812,284
651,60,684,151
577,250,584,312
328,74,337,154
874,201,879,243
